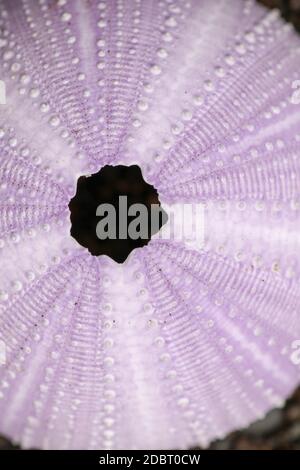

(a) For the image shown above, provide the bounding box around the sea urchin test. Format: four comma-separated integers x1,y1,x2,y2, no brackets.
0,0,300,450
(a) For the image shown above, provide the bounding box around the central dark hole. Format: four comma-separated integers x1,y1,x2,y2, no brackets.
69,165,168,263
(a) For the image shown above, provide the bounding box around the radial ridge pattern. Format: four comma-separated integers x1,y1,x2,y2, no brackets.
0,0,300,450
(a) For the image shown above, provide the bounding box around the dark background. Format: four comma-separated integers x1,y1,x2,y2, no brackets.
0,0,300,452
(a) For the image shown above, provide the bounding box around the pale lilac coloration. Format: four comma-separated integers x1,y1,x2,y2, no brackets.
0,0,300,451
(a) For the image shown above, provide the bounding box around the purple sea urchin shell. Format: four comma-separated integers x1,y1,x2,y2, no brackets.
0,0,300,450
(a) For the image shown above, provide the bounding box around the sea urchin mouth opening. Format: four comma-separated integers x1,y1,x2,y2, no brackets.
68,165,168,263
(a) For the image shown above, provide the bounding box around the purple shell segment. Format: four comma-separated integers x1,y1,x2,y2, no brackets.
0,0,300,450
